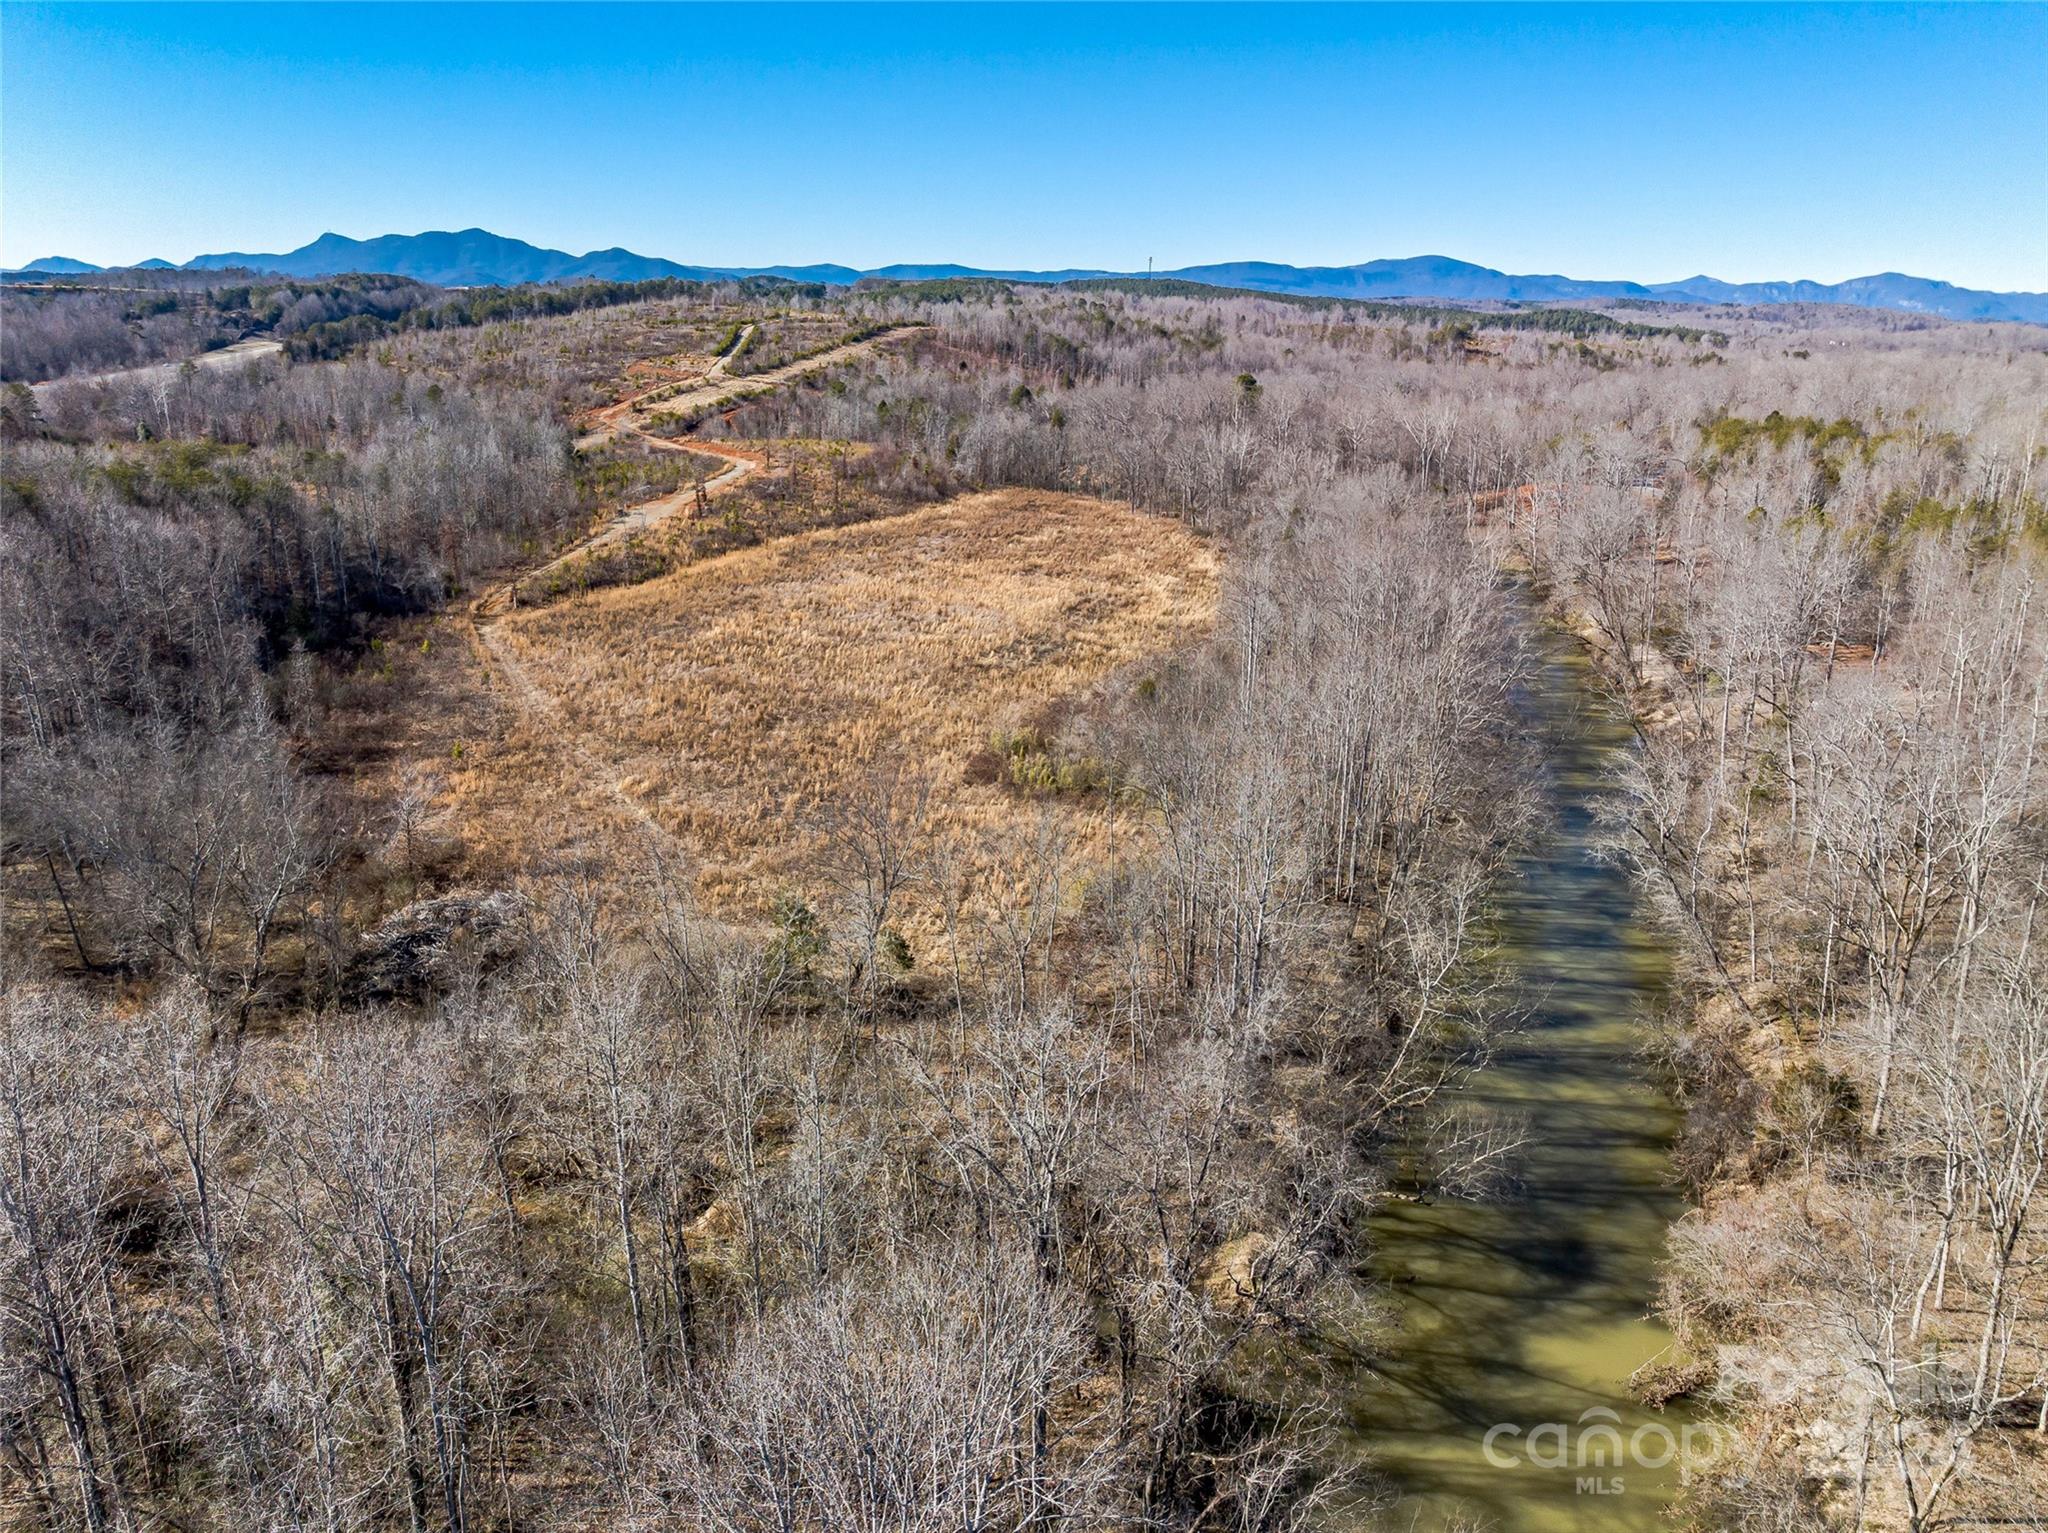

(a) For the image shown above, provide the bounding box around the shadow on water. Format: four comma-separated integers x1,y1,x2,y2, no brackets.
1337,622,1695,1532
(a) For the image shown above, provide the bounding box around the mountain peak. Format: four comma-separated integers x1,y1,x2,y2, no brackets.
19,230,2043,326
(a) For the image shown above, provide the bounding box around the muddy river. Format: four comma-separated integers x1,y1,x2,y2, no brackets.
1344,622,1701,1530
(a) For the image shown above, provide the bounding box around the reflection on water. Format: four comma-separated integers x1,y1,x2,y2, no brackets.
1344,624,1692,1532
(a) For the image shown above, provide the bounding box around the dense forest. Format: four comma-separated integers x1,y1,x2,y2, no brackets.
0,271,818,384
2,273,2043,1532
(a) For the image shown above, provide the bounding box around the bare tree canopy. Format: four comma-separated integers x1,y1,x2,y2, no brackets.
3,276,2044,1532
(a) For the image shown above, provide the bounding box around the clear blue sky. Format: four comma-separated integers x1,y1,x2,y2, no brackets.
4,2,2043,289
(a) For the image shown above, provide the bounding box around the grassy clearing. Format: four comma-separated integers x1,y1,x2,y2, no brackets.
523,440,945,610
377,300,763,415
726,311,874,375
492,488,1218,916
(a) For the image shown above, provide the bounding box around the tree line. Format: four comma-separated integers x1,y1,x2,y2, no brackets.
5,277,2045,1530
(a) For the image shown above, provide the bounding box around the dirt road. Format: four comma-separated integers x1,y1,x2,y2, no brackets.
464,321,921,856
480,323,919,616
30,337,284,399
575,323,755,447
572,323,916,452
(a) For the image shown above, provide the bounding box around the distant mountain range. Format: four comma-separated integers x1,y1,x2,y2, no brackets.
13,229,2047,325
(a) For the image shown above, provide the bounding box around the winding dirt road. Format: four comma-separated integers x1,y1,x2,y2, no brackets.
477,323,922,620
464,321,921,856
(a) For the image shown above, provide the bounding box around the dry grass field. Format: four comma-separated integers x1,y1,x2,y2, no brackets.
487,488,1217,917
382,301,754,414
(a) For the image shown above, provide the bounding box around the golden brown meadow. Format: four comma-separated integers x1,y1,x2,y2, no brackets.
487,487,1219,916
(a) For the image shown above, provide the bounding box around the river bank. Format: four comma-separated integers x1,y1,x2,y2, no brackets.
1342,619,1702,1530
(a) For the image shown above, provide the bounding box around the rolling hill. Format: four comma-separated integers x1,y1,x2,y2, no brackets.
12,231,2045,324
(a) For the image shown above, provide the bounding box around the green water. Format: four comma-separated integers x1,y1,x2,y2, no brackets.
1345,626,1696,1531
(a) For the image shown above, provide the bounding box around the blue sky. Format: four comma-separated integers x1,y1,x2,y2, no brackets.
4,3,2043,289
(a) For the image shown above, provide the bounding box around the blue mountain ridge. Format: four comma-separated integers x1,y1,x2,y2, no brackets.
14,231,2046,325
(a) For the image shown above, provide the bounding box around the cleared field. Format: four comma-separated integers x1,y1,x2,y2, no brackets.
492,488,1218,911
